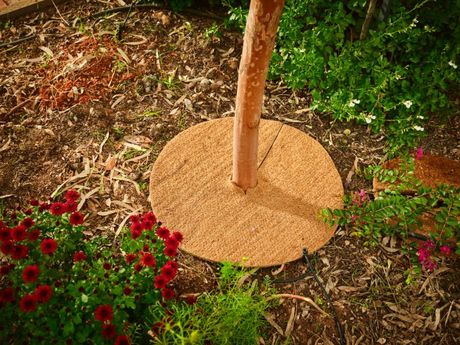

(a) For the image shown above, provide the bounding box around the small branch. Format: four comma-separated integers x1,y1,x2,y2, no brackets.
360,0,378,40
266,293,330,317
51,0,70,26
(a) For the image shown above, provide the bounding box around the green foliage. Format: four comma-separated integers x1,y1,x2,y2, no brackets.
322,157,460,272
150,262,274,345
0,192,181,344
228,0,460,154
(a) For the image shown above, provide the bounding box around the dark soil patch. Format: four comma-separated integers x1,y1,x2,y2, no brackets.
1,1,459,344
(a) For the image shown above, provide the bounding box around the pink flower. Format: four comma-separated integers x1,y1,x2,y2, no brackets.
422,258,437,272
439,245,452,257
415,147,423,160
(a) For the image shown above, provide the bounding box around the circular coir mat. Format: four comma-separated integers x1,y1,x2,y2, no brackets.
149,118,343,267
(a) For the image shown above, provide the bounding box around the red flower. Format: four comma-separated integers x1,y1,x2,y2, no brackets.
19,294,37,313
143,244,150,251
0,264,13,275
65,189,80,202
0,227,11,242
163,246,177,257
129,215,140,224
103,262,112,270
0,240,14,255
161,287,175,300
171,231,183,243
123,287,132,295
28,229,41,241
131,229,141,240
130,222,142,233
141,219,154,231
165,237,179,250
125,253,137,265
22,264,40,283
114,335,131,345
39,202,50,212
40,238,57,255
25,209,32,215
65,201,78,213
94,305,113,322
141,253,156,267
0,288,15,303
154,275,168,289
73,251,87,262
101,324,116,339
69,212,84,226
143,212,157,223
156,226,170,240
10,244,29,259
50,202,66,216
34,285,52,303
30,199,39,206
165,260,178,271
160,265,177,282
11,225,27,242
134,263,143,272
21,218,35,229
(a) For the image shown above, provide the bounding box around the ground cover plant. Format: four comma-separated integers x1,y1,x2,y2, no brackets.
0,190,182,344
0,0,459,343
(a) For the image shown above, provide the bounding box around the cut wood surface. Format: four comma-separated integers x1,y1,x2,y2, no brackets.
0,0,67,20
232,0,285,192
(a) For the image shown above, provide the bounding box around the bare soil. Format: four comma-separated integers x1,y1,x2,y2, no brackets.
1,1,459,344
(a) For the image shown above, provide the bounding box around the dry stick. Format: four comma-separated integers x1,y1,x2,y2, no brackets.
51,0,70,26
232,0,285,191
360,0,378,40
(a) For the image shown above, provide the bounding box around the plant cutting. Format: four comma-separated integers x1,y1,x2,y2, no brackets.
0,190,182,344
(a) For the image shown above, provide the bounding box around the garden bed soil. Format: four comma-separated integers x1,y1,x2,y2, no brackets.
1,1,459,344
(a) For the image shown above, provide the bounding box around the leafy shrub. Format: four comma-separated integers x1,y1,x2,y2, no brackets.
228,0,460,153
0,190,182,344
149,262,274,344
322,155,459,275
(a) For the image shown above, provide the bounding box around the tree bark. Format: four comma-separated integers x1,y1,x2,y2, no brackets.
360,0,378,40
232,0,285,192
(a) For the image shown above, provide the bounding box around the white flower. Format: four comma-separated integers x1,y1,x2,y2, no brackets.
417,115,424,119
410,18,418,28
348,99,360,107
403,100,413,109
414,125,424,131
448,60,458,69
364,115,375,124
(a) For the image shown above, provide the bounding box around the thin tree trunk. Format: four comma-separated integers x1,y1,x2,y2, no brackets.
232,0,285,192
360,0,378,40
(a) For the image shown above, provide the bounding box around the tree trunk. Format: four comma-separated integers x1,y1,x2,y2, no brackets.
232,0,285,192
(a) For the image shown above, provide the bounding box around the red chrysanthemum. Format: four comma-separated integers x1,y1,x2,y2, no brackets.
129,215,140,224
165,260,178,271
125,253,137,265
94,304,113,322
185,295,197,305
171,231,184,243
156,226,170,240
163,246,177,257
19,294,37,313
123,286,132,295
64,201,78,213
103,262,111,270
25,209,32,215
30,199,39,206
34,285,52,303
50,202,66,216
22,264,40,283
11,225,27,242
21,218,35,229
160,265,177,282
143,244,150,251
161,287,175,300
101,324,116,339
141,219,154,231
134,263,143,272
0,264,12,275
131,229,141,240
73,250,87,262
69,212,84,226
65,189,80,202
40,238,57,255
165,237,179,250
10,244,29,259
143,212,157,223
130,222,142,233
0,287,15,303
0,227,11,242
28,229,41,241
114,335,131,345
141,253,156,267
154,275,168,289
39,202,50,212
